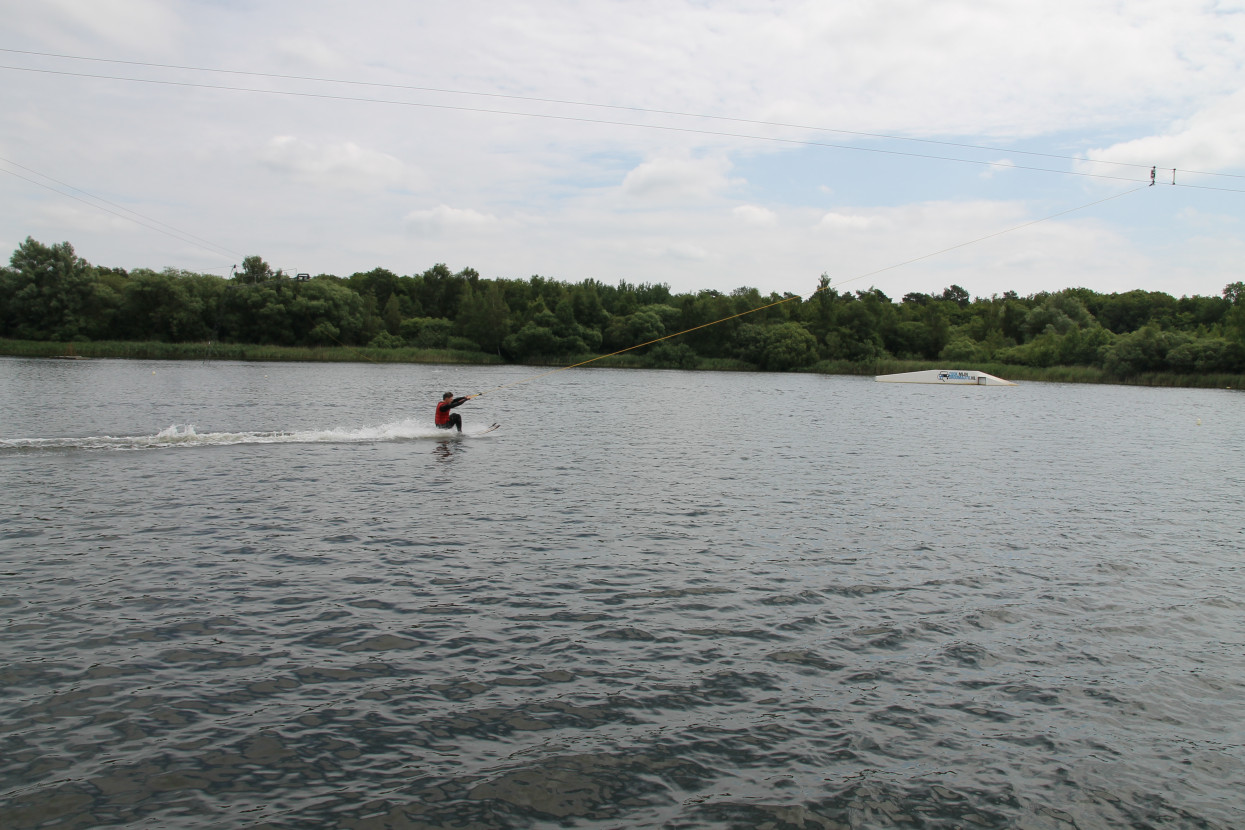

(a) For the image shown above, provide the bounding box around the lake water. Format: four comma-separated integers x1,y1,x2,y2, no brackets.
1,356,1242,829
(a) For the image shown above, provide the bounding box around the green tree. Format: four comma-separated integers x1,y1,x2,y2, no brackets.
1000,298,1030,343
502,322,560,360
681,290,742,356
571,282,610,328
888,320,934,358
1056,326,1112,366
995,331,1062,368
400,317,454,348
1095,290,1176,334
1166,336,1241,373
69,265,132,340
923,304,952,356
1022,292,1094,339
941,284,970,307
457,282,512,353
800,276,839,345
239,255,273,284
554,296,577,331
1173,294,1229,329
647,341,698,369
80,279,124,340
939,335,987,363
733,322,818,370
119,269,210,342
731,323,768,365
604,309,664,351
286,279,365,345
307,321,340,345
759,322,819,371
0,237,97,340
413,263,473,319
382,293,402,335
349,267,401,307
964,296,1006,344
1225,282,1245,348
368,332,405,348
358,291,385,344
823,291,889,361
1101,325,1174,376
640,303,682,333
217,283,294,344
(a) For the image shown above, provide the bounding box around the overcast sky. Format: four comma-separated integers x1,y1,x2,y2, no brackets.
2,0,1243,301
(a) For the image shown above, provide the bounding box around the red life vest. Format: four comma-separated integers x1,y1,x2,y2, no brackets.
435,400,452,426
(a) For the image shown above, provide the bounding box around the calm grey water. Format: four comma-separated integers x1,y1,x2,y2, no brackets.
1,356,1242,829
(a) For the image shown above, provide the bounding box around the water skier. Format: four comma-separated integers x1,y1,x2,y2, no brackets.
435,392,473,432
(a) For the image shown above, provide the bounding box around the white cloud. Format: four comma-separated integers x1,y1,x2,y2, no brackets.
817,212,879,232
273,36,349,71
7,0,182,52
259,137,424,192
739,0,1245,137
662,242,710,261
801,200,1157,298
981,159,1015,179
1081,87,1245,176
733,204,778,226
1,0,1243,299
35,203,138,235
620,155,737,201
404,205,498,237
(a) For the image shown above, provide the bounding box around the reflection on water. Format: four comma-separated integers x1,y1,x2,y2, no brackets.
433,439,460,463
1,357,1242,828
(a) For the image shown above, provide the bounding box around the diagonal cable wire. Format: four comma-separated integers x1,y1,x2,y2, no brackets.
473,185,1150,397
0,161,241,261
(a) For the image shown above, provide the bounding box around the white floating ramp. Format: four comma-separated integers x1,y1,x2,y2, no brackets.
875,369,1016,386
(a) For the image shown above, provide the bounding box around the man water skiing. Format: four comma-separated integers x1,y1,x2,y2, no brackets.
434,392,473,432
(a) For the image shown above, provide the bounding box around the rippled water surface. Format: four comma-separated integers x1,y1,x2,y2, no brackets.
2,356,1243,829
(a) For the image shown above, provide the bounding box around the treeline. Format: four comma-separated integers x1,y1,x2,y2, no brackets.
3,237,1243,378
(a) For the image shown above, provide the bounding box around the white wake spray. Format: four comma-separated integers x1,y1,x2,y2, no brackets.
0,419,460,451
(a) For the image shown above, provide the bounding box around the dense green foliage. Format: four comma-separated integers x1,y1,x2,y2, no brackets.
2,237,1242,380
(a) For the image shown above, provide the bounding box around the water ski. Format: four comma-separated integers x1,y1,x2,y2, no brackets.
469,423,500,437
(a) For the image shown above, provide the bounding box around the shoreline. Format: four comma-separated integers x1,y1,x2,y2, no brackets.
1,338,1239,390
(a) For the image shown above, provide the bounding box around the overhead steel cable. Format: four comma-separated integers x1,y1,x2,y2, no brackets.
0,63,1187,187
0,163,240,263
3,46,1242,182
0,156,242,260
826,185,1150,290
1170,181,1245,193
